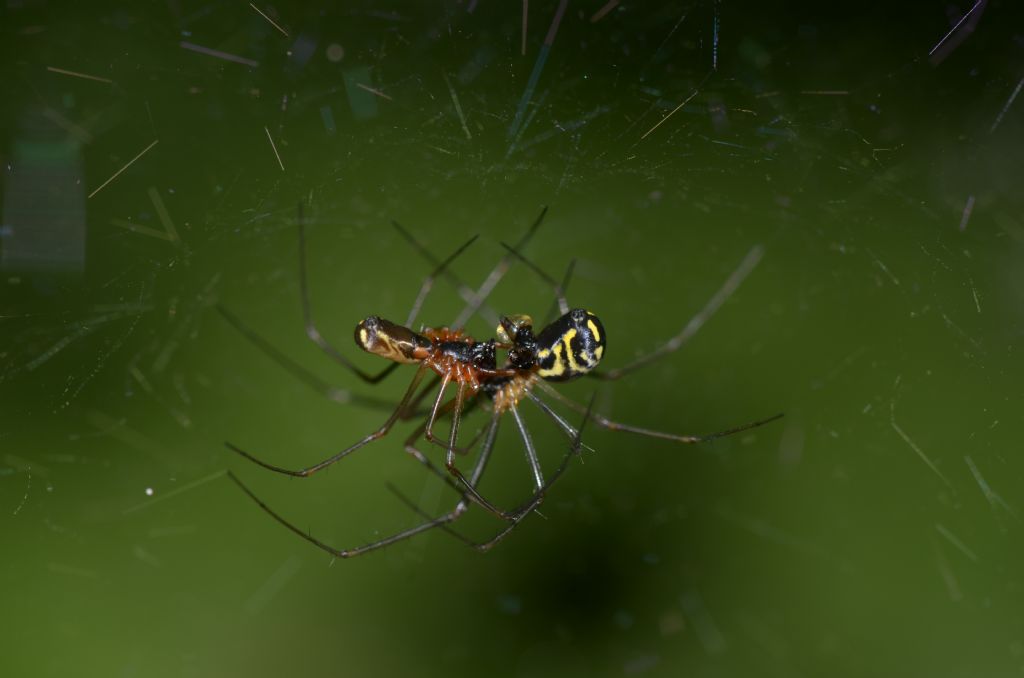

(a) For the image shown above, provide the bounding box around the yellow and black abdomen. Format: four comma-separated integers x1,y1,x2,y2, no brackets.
535,309,606,382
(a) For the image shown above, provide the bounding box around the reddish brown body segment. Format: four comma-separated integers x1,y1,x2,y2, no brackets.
420,327,490,392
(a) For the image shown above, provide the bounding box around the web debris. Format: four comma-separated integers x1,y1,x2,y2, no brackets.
890,377,952,489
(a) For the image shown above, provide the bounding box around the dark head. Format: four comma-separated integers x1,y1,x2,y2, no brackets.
534,308,606,382
497,314,539,370
354,316,431,364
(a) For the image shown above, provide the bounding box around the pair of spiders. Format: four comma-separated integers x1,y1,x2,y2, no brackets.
219,205,779,558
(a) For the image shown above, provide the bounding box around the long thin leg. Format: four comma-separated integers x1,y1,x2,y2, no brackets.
437,381,513,518
510,403,544,491
537,381,783,443
526,391,594,453
498,241,572,318
432,393,597,522
452,205,549,329
219,208,479,406
392,207,550,331
457,408,501,510
420,377,489,456
226,365,429,477
228,470,465,559
229,393,500,560
473,394,596,552
396,394,596,552
400,394,490,496
296,202,398,384
391,220,501,328
400,404,504,516
403,234,480,328
397,373,442,421
593,245,765,380
544,259,576,325
412,379,527,521
216,304,398,411
447,381,466,458
381,409,505,551
397,375,507,518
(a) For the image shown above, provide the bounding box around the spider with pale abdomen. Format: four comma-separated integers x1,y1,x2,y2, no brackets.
219,205,781,558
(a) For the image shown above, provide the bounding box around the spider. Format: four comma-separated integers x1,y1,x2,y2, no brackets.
220,205,781,558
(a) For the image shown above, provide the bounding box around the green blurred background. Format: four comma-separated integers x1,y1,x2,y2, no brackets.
2,1,1022,676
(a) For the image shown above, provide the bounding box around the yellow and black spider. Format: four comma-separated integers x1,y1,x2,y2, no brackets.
219,205,780,558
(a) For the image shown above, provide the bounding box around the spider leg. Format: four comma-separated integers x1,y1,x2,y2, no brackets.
229,389,497,560
391,206,550,330
403,403,500,502
526,391,595,453
435,380,516,520
472,393,596,552
498,241,573,319
418,378,543,522
399,395,490,496
420,374,482,456
537,380,783,443
592,245,765,380
403,234,480,329
391,220,501,328
455,407,501,512
438,403,490,455
510,403,544,491
215,304,398,411
296,202,398,384
393,393,597,552
379,409,505,551
397,373,442,421
452,205,549,329
384,487,480,550
543,259,576,325
218,208,478,404
227,470,462,559
420,396,547,521
225,365,429,477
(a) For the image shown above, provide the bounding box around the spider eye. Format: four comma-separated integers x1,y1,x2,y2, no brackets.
534,309,606,382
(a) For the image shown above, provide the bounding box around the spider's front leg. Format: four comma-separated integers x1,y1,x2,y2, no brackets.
420,378,518,521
